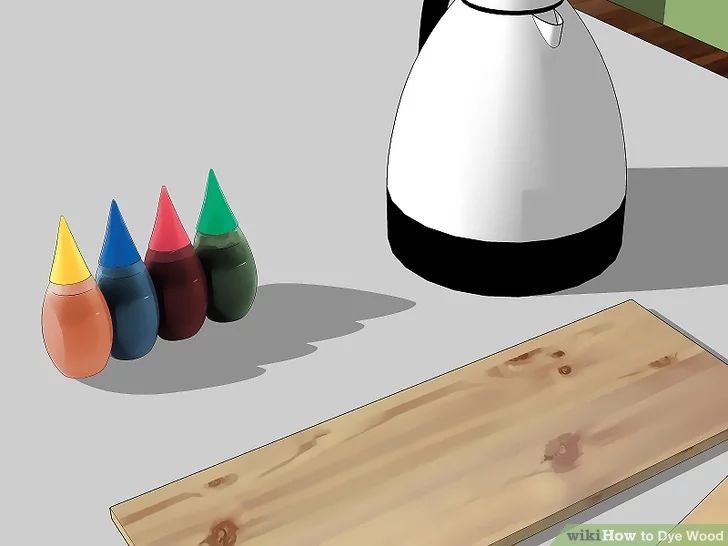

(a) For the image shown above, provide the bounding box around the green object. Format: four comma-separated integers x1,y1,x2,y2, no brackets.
194,170,257,322
664,0,728,52
610,0,666,23
610,0,728,52
196,169,239,236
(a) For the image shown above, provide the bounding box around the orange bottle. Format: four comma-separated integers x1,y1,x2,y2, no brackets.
42,216,113,378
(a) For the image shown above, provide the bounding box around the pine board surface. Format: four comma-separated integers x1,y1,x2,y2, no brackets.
682,476,728,523
111,300,728,545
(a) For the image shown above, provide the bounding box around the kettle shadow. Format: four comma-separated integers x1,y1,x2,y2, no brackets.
80,283,416,395
560,167,728,294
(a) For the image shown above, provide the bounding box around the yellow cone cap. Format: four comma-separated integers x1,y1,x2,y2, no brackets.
50,216,92,285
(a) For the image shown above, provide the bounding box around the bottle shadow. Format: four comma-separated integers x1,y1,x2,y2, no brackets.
80,283,415,395
560,167,728,294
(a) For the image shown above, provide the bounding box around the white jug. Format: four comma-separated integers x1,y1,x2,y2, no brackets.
388,0,627,296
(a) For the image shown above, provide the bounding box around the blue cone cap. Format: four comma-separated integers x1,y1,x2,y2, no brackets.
99,200,142,268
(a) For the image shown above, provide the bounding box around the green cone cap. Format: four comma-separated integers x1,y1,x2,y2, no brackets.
196,169,239,236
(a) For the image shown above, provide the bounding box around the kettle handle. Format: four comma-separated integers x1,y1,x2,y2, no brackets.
419,0,456,50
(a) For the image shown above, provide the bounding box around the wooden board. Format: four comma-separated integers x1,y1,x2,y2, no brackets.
681,476,728,524
111,300,728,546
571,0,728,78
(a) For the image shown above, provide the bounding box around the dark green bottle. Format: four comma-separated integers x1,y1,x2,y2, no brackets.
193,169,257,322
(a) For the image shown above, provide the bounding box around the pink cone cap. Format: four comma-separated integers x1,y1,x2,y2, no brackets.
148,186,191,252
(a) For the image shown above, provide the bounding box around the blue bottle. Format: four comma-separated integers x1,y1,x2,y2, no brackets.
96,200,160,360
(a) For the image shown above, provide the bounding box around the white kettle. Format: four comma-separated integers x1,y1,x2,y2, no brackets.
387,0,627,296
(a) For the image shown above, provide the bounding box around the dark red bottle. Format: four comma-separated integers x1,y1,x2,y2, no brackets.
144,186,207,341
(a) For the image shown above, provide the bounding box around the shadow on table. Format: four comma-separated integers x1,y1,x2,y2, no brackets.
81,283,415,395
520,440,728,546
560,167,728,294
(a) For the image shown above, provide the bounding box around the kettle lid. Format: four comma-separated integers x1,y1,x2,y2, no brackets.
462,0,564,13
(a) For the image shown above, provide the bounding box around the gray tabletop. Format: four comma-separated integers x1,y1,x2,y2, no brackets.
3,1,727,544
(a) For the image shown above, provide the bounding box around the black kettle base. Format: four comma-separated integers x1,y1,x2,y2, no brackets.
386,191,626,297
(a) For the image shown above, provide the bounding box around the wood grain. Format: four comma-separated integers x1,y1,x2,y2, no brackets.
111,300,728,546
681,476,728,523
571,0,728,78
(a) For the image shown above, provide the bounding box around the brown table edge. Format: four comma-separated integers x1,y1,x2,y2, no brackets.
571,0,728,79
108,298,727,545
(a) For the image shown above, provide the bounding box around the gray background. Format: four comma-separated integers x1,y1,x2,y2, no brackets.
2,0,727,543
